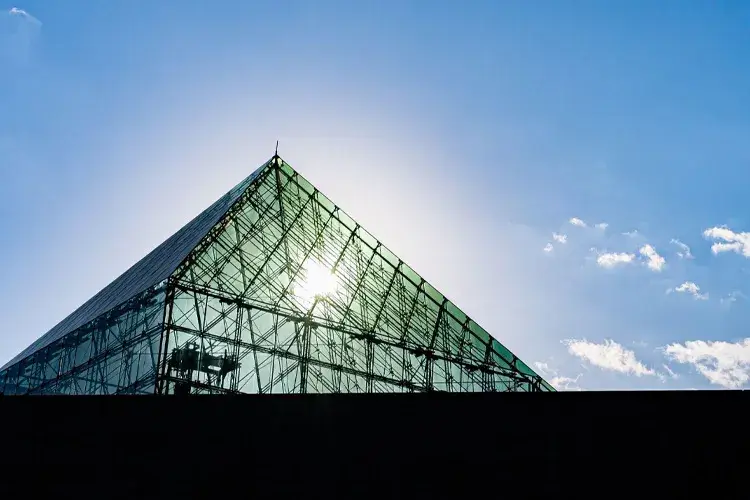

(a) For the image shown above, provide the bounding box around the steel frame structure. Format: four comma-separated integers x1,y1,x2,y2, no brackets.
0,155,554,394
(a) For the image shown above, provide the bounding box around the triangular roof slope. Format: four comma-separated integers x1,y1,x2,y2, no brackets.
165,156,553,392
1,161,270,370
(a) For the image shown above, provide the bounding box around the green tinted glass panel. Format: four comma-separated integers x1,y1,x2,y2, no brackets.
1,156,553,395
424,282,444,307
280,161,294,177
445,301,467,326
0,285,166,395
401,262,421,287
162,157,552,393
378,246,399,269
358,227,378,250
2,155,551,394
316,191,336,214
337,210,357,232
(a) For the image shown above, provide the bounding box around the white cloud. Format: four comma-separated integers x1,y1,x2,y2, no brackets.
670,239,693,259
7,7,40,25
533,361,553,374
596,251,635,268
533,362,582,391
639,244,666,272
569,217,587,228
2,6,42,65
703,226,750,257
552,232,567,244
662,364,678,380
664,339,750,389
543,243,554,253
622,230,639,238
563,339,655,376
549,375,582,391
566,217,607,231
669,281,708,300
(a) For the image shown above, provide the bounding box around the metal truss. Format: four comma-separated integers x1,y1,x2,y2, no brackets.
0,156,554,395
0,286,165,395
157,157,554,394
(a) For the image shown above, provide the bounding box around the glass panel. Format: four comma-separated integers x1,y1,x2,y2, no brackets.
401,262,421,287
316,191,336,215
490,338,514,368
2,285,166,395
515,358,538,378
1,155,552,394
423,282,444,307
357,227,378,250
336,210,357,232
445,301,466,326
296,174,315,195
378,246,399,269
280,161,294,178
43,344,62,383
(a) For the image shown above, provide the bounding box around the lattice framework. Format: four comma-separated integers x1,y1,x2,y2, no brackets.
0,156,554,394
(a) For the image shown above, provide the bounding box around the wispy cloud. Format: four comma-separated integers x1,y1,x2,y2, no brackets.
668,281,708,300
670,239,693,259
703,226,750,257
721,290,746,307
533,362,582,391
569,217,587,228
2,6,42,65
549,374,582,391
568,218,608,231
662,364,679,380
664,339,750,389
639,244,666,272
622,230,639,238
534,361,553,374
7,7,40,25
544,232,567,253
596,251,635,268
563,339,655,376
552,232,567,244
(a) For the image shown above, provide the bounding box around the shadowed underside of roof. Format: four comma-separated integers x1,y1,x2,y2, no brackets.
0,161,271,371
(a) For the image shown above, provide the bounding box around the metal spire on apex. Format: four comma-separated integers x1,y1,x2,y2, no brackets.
275,140,279,157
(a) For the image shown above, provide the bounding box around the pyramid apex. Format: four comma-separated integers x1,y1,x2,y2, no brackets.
271,140,285,167
0,149,553,393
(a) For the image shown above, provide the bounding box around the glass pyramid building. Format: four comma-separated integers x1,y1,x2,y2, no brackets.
0,155,553,395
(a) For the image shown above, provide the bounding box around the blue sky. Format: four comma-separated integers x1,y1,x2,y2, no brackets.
2,1,750,390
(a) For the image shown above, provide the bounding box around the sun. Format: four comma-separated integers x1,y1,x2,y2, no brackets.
294,258,338,303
